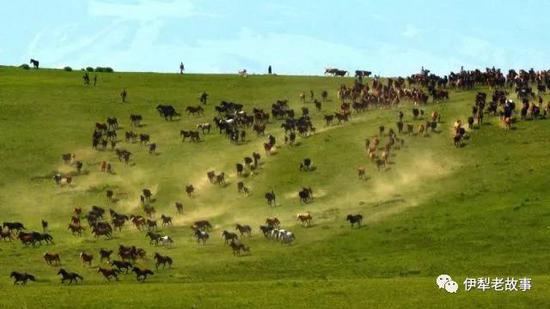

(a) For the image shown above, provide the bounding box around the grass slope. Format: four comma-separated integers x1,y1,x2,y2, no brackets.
0,66,549,308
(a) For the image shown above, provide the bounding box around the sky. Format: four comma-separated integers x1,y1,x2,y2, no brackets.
1,0,549,76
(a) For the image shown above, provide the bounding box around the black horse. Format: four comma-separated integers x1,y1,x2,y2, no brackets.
3,222,25,232
57,269,83,284
265,191,276,206
346,214,363,228
132,267,154,281
156,105,180,121
110,260,133,273
153,253,173,269
10,272,36,285
30,59,39,69
298,187,313,203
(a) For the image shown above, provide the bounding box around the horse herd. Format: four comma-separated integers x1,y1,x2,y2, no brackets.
10,65,550,287
4,205,364,285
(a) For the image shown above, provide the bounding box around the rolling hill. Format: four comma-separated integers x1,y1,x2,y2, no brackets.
0,66,549,308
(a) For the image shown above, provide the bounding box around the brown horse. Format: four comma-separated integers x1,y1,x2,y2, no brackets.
97,267,120,281
154,253,173,269
296,212,312,227
44,252,61,265
131,215,146,230
265,217,280,228
175,202,184,214
80,252,93,266
160,215,172,227
68,223,84,236
235,224,252,237
229,240,250,256
357,167,366,179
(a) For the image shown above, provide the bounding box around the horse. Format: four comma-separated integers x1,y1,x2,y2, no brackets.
110,260,133,273
296,212,312,227
299,158,312,171
159,235,174,247
146,219,158,231
375,158,386,171
130,114,142,127
265,191,276,206
259,225,273,237
44,252,61,265
235,224,252,237
80,252,94,266
97,267,120,281
346,214,363,228
10,272,36,285
139,134,150,145
99,249,113,262
160,215,172,227
229,240,249,256
298,187,313,204
279,230,295,244
57,269,83,284
265,217,280,228
185,185,195,196
68,223,85,236
357,167,366,179
30,59,39,69
154,253,173,269
237,181,250,195
32,232,53,245
222,230,239,244
236,163,244,176
186,106,204,116
194,229,209,245
131,215,146,230
107,117,118,130
197,123,211,134
156,104,180,120
132,267,154,282
3,222,25,233
146,231,162,245
18,232,36,246
175,202,184,214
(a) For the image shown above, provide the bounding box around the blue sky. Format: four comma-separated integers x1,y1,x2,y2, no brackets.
1,0,549,76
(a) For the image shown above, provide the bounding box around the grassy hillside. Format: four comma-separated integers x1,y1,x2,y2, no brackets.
0,66,549,308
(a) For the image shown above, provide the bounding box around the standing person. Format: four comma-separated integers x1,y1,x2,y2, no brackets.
268,65,272,75
121,89,127,103
180,62,185,74
93,75,97,86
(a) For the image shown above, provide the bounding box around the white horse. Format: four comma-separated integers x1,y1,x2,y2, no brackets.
280,231,295,244
160,235,173,247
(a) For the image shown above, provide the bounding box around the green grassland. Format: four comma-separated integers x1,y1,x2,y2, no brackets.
0,66,549,308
